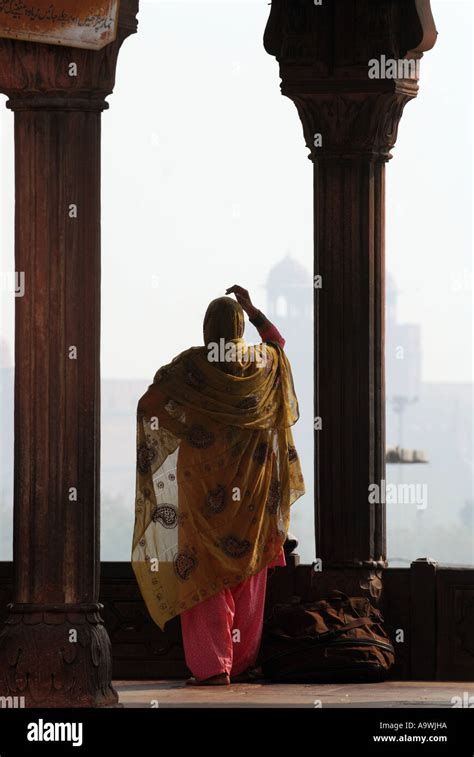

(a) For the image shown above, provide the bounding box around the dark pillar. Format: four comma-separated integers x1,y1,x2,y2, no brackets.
265,0,436,569
0,1,138,707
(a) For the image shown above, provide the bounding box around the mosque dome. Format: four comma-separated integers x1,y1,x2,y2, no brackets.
266,254,310,291
266,254,312,321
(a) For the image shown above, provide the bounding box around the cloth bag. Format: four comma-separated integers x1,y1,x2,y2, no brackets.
260,590,395,683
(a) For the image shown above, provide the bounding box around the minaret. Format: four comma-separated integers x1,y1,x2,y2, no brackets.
265,254,314,560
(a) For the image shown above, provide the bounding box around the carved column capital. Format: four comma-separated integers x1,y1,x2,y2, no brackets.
289,89,416,162
264,0,437,161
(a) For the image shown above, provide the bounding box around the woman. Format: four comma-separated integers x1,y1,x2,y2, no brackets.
131,285,305,685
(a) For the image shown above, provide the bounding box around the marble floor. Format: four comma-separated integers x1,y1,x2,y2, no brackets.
115,680,474,708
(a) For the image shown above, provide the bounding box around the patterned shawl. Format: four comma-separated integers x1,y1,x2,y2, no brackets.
131,297,305,630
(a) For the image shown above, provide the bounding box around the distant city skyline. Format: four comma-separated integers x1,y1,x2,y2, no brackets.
1,257,472,566
0,0,472,567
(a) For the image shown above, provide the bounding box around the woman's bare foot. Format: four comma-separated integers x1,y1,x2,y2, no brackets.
230,666,262,683
185,672,230,686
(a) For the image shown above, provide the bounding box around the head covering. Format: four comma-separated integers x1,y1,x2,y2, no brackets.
203,296,246,375
131,299,305,630
203,296,245,346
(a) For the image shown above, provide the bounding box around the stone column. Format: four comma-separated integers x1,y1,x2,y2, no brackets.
0,0,138,707
265,0,436,569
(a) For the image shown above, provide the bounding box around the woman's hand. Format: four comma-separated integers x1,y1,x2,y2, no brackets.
225,285,259,319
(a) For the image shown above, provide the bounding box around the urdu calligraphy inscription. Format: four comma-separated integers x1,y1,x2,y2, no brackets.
0,0,119,49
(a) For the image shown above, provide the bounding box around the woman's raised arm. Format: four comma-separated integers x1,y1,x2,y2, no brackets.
225,284,286,348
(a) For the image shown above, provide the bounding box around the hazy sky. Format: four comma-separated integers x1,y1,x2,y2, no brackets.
0,0,472,383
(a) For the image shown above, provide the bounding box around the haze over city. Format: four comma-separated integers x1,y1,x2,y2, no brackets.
0,0,472,566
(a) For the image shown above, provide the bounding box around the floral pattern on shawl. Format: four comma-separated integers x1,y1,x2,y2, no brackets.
131,340,305,630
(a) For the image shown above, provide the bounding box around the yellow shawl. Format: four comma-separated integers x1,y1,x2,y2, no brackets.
131,297,305,630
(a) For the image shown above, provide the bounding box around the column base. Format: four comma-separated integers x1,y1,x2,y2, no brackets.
0,602,119,708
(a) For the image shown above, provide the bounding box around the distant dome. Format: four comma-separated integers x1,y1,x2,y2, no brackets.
267,254,310,290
